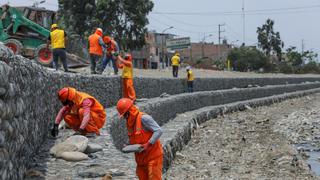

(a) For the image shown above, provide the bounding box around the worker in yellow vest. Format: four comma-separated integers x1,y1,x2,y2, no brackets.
47,24,68,72
171,52,180,77
186,66,194,93
116,53,136,102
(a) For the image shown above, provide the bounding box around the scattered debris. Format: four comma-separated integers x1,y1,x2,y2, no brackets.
160,93,170,98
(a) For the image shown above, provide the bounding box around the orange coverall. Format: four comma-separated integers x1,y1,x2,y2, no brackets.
55,92,106,135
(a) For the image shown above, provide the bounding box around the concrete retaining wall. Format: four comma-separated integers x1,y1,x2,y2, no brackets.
2,41,320,179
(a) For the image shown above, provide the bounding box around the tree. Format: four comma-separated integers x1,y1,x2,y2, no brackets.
285,47,318,66
58,0,96,36
227,46,269,72
257,19,284,60
285,47,303,67
284,47,318,73
95,0,154,50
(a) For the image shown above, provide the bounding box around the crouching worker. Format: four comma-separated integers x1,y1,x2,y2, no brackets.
51,87,106,137
117,98,163,180
116,53,136,102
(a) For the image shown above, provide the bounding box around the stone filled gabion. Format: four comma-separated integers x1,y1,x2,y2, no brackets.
1,42,320,179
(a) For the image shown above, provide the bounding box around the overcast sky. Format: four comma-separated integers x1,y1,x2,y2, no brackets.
4,0,320,56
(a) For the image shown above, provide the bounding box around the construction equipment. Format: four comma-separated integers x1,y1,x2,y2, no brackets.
0,4,53,65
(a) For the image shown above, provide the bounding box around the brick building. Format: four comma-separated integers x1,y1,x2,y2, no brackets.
132,31,232,69
132,31,174,69
179,42,232,62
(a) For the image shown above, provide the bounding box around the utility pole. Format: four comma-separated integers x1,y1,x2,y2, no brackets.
161,26,173,70
202,33,205,59
301,39,305,54
202,33,212,59
242,0,246,45
218,23,225,60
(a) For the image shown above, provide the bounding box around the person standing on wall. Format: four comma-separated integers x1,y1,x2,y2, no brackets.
116,98,163,180
51,87,106,137
186,66,194,93
98,36,119,75
116,53,137,102
47,24,68,72
88,28,106,74
171,52,180,77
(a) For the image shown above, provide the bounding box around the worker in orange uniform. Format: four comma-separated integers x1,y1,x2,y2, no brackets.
116,53,136,102
186,66,194,93
98,36,119,75
51,87,106,137
117,98,163,180
171,52,180,77
88,28,106,74
47,23,68,72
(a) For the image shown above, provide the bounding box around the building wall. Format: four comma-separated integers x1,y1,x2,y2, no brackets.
132,32,175,69
180,43,232,61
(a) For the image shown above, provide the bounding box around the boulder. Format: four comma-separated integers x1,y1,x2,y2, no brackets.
50,135,89,158
85,143,103,154
60,151,89,162
78,165,108,178
49,143,78,158
64,135,89,152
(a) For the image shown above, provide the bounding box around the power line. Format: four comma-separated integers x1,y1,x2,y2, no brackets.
151,4,320,16
149,16,217,35
151,14,218,27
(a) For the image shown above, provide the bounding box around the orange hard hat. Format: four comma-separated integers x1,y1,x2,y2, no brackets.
58,87,76,103
95,28,103,37
124,53,132,61
103,36,111,44
117,98,133,117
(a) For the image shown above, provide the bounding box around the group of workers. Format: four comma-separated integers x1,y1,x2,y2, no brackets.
51,87,161,179
48,25,197,179
48,25,194,93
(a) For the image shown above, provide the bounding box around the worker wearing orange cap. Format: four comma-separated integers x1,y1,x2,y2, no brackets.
88,28,106,74
51,87,106,137
116,53,136,102
117,98,163,180
97,36,119,75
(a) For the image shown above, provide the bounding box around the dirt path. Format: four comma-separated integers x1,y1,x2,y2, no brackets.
71,66,320,78
165,94,320,179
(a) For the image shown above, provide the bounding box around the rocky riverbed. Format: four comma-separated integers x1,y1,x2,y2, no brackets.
165,94,320,179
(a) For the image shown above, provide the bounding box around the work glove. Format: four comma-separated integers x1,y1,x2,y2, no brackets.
140,142,152,153
51,124,59,137
112,52,119,57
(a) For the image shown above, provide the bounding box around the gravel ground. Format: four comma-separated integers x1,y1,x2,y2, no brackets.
70,66,320,78
165,94,320,180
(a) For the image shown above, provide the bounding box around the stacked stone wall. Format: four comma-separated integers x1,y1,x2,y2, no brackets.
1,42,320,179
